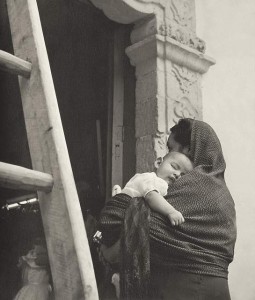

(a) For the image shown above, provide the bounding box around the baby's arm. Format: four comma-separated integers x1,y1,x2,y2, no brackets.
145,191,184,226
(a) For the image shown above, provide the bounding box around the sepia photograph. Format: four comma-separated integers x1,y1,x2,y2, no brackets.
0,0,254,299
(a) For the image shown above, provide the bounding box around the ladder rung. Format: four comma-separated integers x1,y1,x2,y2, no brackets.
2,193,38,211
6,193,37,205
0,162,53,192
0,50,32,78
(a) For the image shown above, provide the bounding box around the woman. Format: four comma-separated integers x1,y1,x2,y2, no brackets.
98,118,237,300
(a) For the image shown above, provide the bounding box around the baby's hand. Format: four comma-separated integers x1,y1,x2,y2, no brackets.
167,210,185,226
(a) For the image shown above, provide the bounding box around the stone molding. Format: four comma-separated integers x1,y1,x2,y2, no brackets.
90,0,157,24
126,34,215,74
90,0,215,73
164,37,215,73
90,0,206,53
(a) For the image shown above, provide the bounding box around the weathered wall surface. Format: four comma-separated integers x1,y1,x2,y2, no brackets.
196,1,255,299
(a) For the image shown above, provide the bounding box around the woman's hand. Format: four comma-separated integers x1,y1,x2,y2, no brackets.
98,239,120,265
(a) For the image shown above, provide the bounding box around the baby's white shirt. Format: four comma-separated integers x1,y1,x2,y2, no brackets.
122,172,168,198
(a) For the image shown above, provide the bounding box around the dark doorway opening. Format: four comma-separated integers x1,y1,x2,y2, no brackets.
0,0,136,298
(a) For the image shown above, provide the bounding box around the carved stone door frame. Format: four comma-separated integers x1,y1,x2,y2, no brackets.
91,0,215,172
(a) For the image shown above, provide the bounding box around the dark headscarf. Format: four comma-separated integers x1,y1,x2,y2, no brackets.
99,120,237,299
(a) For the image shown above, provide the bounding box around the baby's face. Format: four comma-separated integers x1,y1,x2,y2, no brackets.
156,152,193,184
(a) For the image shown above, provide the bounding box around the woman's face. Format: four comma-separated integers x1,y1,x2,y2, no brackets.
167,133,190,156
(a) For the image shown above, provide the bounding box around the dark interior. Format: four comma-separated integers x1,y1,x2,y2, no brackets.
0,0,135,298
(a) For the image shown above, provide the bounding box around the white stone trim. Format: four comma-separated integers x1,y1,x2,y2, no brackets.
126,34,215,74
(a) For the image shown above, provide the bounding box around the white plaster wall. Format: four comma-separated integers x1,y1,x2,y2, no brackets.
196,1,255,299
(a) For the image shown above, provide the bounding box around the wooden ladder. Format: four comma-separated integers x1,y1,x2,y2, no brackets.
0,0,98,299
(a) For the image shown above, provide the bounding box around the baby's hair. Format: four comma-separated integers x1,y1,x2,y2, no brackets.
164,151,188,160
164,151,194,168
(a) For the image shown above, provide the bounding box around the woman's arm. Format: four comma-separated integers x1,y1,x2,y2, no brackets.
145,191,184,226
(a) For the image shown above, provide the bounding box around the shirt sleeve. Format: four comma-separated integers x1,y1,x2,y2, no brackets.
124,173,168,198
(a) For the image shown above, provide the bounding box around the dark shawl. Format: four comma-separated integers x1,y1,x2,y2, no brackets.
99,120,237,299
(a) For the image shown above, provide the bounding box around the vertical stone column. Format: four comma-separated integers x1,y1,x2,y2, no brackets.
126,17,167,172
126,0,215,172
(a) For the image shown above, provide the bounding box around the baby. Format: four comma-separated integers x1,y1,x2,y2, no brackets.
114,151,193,226
111,151,193,298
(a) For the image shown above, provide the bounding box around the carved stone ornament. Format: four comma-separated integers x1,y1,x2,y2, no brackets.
158,23,206,53
172,64,197,94
154,132,168,157
173,96,198,123
170,0,194,27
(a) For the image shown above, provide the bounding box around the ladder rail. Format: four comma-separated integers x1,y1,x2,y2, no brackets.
6,0,99,299
5,193,37,205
